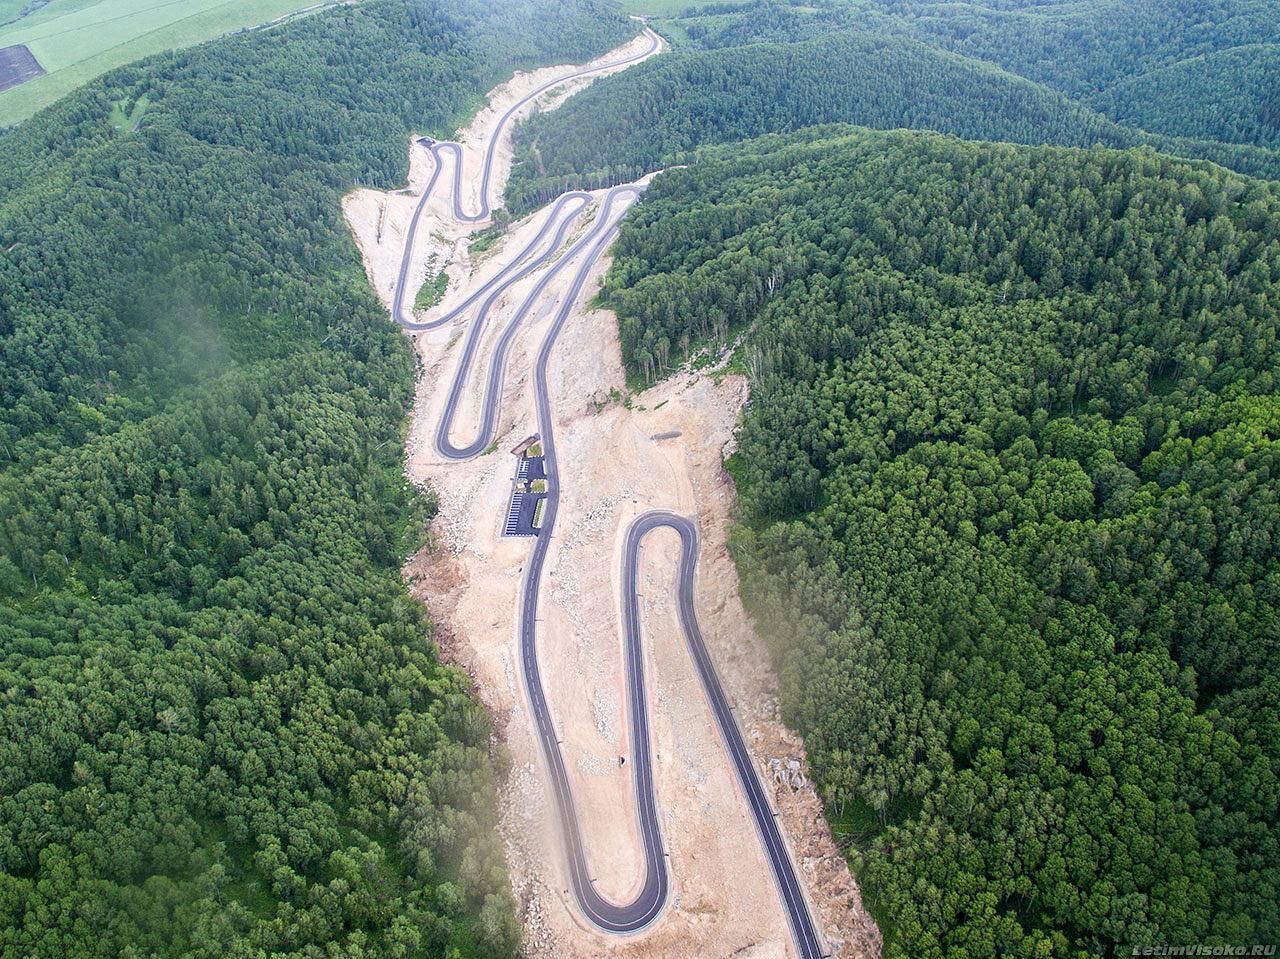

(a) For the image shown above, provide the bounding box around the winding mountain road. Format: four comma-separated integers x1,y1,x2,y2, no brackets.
390,27,661,331
433,190,593,457
389,29,825,958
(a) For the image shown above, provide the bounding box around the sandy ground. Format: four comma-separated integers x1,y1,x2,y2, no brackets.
343,32,881,959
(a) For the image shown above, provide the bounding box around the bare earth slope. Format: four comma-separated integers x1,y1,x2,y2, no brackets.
344,34,879,959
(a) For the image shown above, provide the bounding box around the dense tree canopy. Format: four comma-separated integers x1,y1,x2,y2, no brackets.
506,30,1137,211
6,0,1277,955
0,2,635,957
505,0,1280,211
603,127,1280,957
677,0,1280,98
876,0,1280,100
1094,44,1280,149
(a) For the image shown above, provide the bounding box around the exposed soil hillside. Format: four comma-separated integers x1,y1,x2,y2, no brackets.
343,34,879,958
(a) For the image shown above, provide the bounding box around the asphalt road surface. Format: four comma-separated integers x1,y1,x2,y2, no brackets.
393,190,590,332
434,190,599,458
514,200,825,953
390,28,661,331
388,30,825,957
624,513,826,959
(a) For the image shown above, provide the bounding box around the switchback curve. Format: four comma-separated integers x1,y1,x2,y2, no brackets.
390,27,661,330
513,202,825,953
384,27,825,956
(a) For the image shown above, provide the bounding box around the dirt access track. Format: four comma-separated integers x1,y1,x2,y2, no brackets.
343,30,881,959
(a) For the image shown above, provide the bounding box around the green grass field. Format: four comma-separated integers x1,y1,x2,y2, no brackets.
0,0,34,27
0,0,335,124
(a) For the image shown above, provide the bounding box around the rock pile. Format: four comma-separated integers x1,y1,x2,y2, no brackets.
768,756,807,791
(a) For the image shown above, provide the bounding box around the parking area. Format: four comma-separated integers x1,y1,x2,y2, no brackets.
503,442,548,537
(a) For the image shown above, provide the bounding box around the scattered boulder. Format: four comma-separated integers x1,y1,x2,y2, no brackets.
767,756,807,790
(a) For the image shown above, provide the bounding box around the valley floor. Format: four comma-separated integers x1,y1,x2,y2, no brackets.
344,39,880,958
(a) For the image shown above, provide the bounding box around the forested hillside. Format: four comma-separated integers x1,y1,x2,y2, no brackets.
506,0,1280,209
1094,45,1280,149
878,0,1280,98
882,0,1280,151
0,2,634,956
603,127,1280,956
505,31,1135,211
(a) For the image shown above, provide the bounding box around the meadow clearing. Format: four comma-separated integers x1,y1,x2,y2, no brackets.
0,0,335,123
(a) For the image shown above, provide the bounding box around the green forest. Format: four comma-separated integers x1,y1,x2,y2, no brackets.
505,0,1280,210
504,3,1280,951
0,1,634,957
4,0,1279,955
1094,45,1280,150
603,127,1280,956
